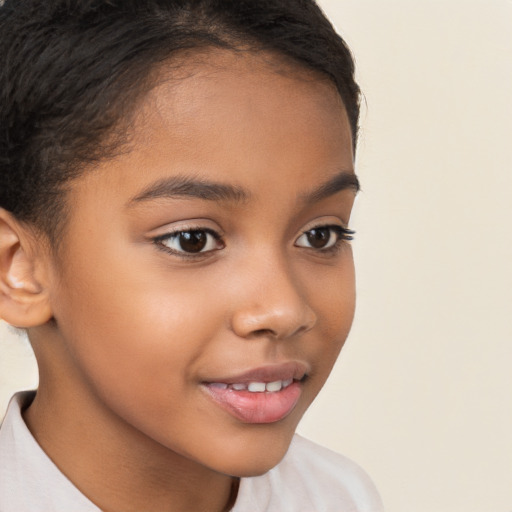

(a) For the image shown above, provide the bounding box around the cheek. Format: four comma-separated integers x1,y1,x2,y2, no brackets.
312,247,355,316
51,249,221,405
306,254,356,371
52,281,225,445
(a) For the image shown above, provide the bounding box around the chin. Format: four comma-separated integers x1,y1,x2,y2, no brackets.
222,454,287,478
206,426,296,477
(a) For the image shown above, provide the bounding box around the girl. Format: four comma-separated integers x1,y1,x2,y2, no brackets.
0,1,383,510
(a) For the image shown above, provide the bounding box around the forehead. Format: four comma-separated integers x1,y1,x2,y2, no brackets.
65,50,353,219
143,49,349,134
128,51,351,177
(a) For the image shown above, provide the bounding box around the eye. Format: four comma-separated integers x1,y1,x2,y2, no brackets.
295,225,354,250
154,229,223,255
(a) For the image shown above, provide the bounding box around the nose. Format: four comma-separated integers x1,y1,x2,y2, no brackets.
230,256,317,341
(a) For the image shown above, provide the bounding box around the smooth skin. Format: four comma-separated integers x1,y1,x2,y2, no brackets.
0,50,357,512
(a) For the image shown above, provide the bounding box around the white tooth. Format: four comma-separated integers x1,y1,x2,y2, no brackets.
282,378,293,388
266,380,283,392
209,383,228,390
232,383,247,391
248,382,266,392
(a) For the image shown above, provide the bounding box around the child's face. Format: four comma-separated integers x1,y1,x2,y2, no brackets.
42,51,357,476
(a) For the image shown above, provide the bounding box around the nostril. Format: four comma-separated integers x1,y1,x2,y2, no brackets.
251,328,277,338
249,323,312,340
294,324,310,337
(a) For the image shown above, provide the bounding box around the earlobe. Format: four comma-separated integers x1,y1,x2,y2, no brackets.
0,208,53,327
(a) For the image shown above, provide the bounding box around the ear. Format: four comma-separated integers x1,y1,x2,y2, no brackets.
0,208,53,327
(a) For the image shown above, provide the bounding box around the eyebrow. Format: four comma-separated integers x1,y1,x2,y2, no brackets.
128,170,359,207
128,175,249,205
300,171,360,204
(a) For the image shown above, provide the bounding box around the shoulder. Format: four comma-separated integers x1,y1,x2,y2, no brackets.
0,391,101,512
234,434,384,512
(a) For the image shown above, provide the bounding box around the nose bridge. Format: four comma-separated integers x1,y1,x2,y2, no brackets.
230,246,317,340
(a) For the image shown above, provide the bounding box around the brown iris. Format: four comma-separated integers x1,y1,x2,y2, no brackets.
306,227,332,249
179,231,207,253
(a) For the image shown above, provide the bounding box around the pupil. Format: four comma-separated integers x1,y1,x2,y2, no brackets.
307,228,330,248
179,231,207,253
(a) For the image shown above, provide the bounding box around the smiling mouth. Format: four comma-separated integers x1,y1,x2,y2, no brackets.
202,363,308,424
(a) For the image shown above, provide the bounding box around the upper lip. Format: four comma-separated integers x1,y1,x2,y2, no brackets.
204,361,309,384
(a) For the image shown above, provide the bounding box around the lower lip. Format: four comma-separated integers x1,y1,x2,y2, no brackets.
203,382,302,424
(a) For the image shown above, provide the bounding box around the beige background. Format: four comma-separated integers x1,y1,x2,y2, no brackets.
1,1,511,511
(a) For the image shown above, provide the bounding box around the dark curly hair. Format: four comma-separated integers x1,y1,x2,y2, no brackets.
0,0,360,241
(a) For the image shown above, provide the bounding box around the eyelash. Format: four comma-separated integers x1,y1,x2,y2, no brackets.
153,225,355,259
295,225,355,255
